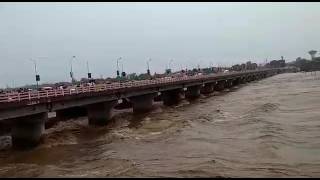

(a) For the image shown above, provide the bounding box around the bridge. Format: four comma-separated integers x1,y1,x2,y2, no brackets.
0,67,292,148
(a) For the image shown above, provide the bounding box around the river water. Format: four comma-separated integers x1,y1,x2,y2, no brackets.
0,72,320,177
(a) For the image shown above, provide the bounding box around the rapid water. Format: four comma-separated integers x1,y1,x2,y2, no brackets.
0,72,319,177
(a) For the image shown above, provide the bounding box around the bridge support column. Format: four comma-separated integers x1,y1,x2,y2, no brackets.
185,85,202,99
86,100,117,126
232,78,240,86
200,83,215,94
215,81,225,91
162,89,184,106
11,112,46,149
247,76,253,82
239,77,246,84
129,93,157,113
225,80,233,89
262,74,266,79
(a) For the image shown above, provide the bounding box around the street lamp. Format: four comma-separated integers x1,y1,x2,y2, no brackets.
29,59,40,89
86,61,92,80
70,56,76,83
120,58,126,78
147,58,151,75
116,57,122,77
121,61,124,74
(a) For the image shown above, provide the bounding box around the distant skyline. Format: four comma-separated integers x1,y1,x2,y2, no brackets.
1,2,320,88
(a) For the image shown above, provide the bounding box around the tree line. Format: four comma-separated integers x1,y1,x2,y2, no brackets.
289,50,320,72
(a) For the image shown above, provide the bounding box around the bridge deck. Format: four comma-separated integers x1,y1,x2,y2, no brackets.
0,68,280,109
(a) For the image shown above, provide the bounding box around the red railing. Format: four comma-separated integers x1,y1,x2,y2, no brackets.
0,69,267,103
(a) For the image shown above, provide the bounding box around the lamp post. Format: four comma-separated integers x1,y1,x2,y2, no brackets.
121,62,124,74
86,61,92,81
197,60,202,71
120,58,126,78
116,57,122,78
147,58,151,75
29,59,40,89
70,56,76,84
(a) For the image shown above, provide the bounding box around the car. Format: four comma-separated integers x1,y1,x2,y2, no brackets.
41,87,53,91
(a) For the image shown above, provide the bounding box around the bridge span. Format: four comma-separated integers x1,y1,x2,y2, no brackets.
0,68,292,148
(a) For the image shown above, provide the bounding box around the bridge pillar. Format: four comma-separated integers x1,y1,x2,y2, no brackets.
129,93,157,113
232,78,240,86
247,76,253,82
162,89,184,106
215,81,225,91
56,106,87,120
239,77,246,84
200,83,215,94
86,100,117,126
258,74,264,80
225,80,233,89
11,112,46,149
185,85,202,99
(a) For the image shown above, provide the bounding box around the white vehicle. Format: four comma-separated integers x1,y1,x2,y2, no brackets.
41,87,53,91
223,70,229,73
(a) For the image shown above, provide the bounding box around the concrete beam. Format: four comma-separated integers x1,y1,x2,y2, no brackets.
86,100,118,126
51,94,118,112
11,112,46,149
0,104,48,121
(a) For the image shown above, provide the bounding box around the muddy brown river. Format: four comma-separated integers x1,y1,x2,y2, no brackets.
0,72,320,177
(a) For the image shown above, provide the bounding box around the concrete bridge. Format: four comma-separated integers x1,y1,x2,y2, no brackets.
0,67,292,148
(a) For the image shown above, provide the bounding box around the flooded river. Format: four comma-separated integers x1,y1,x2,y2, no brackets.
0,72,320,177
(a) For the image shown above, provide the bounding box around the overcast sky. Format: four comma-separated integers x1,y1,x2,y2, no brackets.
0,2,319,88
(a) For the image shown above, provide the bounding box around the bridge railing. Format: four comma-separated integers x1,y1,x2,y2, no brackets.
0,75,210,103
